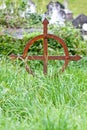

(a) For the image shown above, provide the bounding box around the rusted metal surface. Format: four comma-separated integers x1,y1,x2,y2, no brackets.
10,18,81,75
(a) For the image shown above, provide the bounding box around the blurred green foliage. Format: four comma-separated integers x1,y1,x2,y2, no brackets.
0,23,87,56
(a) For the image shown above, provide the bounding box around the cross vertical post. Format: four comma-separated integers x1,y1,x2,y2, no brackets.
43,18,49,74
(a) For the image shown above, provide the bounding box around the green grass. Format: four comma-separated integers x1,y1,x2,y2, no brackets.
0,1,87,129
68,0,87,16
0,56,87,130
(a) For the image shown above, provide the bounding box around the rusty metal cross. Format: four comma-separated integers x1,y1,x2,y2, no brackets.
10,18,81,75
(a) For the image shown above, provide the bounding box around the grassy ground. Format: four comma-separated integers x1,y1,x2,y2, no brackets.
0,1,87,129
33,0,87,16
0,56,87,130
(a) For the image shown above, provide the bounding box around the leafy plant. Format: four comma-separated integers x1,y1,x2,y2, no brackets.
0,32,42,56
51,22,87,55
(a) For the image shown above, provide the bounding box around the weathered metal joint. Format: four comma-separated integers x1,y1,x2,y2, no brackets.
65,56,69,60
44,35,48,39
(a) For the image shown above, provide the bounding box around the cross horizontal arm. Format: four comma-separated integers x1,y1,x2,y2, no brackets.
48,55,81,61
10,54,81,61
